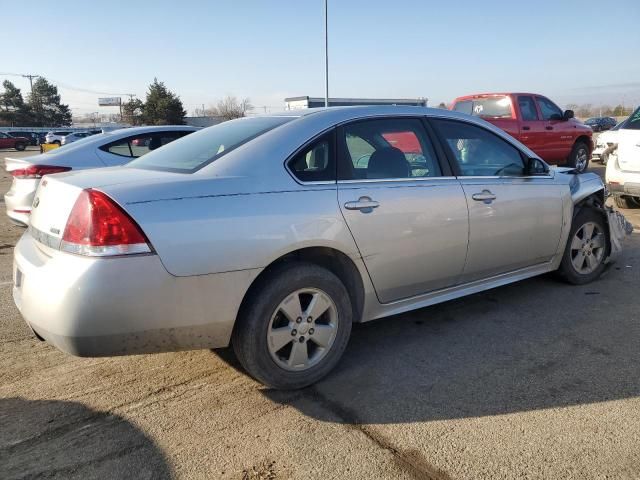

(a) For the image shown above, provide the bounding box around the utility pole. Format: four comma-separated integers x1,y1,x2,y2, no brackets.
324,0,329,108
21,74,40,93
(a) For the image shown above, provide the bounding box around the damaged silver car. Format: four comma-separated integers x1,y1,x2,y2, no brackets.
12,106,631,389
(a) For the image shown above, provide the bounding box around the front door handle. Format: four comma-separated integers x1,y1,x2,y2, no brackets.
344,196,380,212
545,126,553,130
472,190,497,204
522,125,531,131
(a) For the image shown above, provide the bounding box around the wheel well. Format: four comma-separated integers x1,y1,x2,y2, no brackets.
575,135,592,153
573,190,606,218
238,247,366,326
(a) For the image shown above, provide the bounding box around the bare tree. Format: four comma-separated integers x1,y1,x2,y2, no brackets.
207,96,253,120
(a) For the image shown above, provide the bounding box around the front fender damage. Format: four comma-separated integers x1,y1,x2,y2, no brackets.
566,171,633,263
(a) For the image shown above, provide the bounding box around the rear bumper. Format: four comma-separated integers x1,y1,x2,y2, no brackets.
13,233,261,356
606,156,640,198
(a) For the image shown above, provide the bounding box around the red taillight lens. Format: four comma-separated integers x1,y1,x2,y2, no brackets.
11,165,71,179
61,189,151,256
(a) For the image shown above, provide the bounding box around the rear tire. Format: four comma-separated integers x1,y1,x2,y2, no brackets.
53,140,61,146
567,141,590,173
232,262,352,390
15,143,26,151
558,208,609,285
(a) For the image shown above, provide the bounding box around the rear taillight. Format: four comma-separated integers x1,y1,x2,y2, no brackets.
10,165,71,179
61,189,152,256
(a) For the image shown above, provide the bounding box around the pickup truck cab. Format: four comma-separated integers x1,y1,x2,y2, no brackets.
452,93,593,172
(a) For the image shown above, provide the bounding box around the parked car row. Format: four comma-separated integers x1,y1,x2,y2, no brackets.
10,106,624,389
585,116,618,132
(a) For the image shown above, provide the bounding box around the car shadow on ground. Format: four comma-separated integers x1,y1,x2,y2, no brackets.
251,261,640,425
0,397,172,479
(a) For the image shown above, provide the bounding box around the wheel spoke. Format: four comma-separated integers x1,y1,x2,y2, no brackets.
586,253,598,270
310,324,335,348
591,233,605,248
583,223,594,241
573,251,586,271
571,235,583,250
287,341,309,368
305,292,332,320
268,327,293,352
279,293,303,323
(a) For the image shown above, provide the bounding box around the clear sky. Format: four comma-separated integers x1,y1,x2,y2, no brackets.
2,0,639,116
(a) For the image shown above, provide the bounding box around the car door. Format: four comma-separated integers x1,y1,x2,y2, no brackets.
535,96,573,162
337,117,469,303
0,132,11,148
516,95,547,157
430,118,564,283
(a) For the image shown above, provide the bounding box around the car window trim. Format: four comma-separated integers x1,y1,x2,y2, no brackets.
335,115,451,182
428,117,552,179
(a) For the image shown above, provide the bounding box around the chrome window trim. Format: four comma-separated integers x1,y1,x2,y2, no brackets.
337,176,458,184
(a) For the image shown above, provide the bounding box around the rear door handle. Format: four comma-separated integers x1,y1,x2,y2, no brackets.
545,126,553,130
472,190,497,204
522,126,530,131
344,197,380,212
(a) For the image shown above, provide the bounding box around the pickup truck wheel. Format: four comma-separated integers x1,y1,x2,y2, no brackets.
15,143,26,151
567,141,590,173
232,262,352,390
558,208,609,285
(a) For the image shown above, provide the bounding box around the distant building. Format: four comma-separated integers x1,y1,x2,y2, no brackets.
184,116,224,128
284,96,428,110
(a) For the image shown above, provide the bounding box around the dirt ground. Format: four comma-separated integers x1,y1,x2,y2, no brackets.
1,147,639,479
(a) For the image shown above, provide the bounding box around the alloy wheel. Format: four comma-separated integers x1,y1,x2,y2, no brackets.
570,221,605,274
266,288,339,371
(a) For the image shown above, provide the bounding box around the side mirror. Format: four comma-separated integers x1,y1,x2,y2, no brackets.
563,109,574,120
526,157,549,175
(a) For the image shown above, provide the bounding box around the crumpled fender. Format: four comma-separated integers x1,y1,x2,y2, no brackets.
567,171,606,205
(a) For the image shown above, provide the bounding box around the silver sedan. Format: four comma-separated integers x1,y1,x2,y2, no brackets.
13,106,617,389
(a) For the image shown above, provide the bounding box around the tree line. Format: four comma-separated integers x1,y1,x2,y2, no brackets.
1,76,254,127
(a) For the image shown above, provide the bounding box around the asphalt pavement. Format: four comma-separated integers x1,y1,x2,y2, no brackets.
1,147,639,479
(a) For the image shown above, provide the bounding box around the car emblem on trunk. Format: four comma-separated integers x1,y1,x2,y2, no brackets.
33,197,39,208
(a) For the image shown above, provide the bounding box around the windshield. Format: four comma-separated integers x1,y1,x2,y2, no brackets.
45,132,111,154
127,116,294,173
621,107,640,131
453,96,513,119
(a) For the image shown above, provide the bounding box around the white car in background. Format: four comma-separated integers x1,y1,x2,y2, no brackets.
606,107,640,208
4,125,198,225
592,121,624,165
61,131,93,145
44,131,73,145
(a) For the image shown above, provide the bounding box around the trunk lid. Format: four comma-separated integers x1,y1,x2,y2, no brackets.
616,129,640,172
27,167,179,247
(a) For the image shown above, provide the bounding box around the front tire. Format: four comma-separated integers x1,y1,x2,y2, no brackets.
558,208,609,285
15,143,26,151
567,141,590,173
232,262,352,390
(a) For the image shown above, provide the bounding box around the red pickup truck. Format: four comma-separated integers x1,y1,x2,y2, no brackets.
451,93,593,172
0,132,29,151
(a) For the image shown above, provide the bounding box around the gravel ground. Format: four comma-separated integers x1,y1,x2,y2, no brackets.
1,147,639,479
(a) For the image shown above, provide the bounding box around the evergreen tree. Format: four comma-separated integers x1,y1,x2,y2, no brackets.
142,78,185,125
28,78,72,126
0,80,33,126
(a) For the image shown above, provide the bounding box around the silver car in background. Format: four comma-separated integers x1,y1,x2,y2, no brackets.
13,106,616,389
4,125,198,225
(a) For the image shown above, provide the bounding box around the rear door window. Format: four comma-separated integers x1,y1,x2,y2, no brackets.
517,96,539,121
339,118,441,180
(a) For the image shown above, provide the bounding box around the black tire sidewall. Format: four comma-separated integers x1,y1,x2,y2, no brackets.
15,143,26,151
559,208,609,284
232,262,353,389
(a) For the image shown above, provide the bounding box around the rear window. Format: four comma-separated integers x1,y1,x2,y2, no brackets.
127,116,293,173
453,96,513,119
